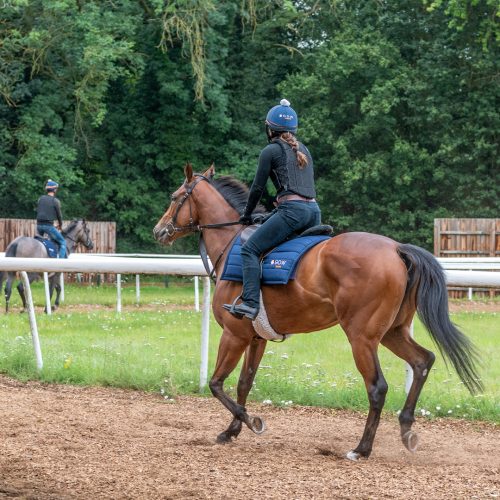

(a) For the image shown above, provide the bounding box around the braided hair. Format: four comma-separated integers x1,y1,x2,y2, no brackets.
271,132,308,169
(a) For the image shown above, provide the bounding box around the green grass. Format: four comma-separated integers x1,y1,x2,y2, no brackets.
0,283,498,422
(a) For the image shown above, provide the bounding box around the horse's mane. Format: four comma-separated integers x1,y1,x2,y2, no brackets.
62,219,80,234
212,176,266,215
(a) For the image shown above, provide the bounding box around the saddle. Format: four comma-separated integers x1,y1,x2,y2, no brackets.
34,236,59,259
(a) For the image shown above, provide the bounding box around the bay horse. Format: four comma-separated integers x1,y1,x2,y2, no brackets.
1,219,94,313
153,164,482,461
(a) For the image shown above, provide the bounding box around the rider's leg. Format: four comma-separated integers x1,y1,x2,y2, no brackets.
46,225,66,258
226,202,320,319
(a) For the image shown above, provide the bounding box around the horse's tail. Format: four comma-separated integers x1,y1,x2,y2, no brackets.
397,243,483,395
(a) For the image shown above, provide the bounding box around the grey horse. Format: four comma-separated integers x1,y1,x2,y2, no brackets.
0,219,94,312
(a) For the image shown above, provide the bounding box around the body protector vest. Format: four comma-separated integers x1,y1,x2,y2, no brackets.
270,140,316,199
36,195,62,225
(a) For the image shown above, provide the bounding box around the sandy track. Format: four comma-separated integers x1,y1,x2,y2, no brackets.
0,376,498,499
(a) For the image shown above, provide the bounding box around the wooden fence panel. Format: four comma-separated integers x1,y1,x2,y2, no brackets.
0,218,116,283
434,218,499,298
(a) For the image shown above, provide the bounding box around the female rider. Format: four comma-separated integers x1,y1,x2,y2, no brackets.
224,99,321,320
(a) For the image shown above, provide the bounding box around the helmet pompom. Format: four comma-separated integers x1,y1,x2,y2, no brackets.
280,98,290,106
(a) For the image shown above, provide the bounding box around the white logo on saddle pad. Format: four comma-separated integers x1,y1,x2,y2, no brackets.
271,259,287,268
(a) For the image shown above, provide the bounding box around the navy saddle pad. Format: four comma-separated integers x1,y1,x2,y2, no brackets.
35,236,59,258
221,235,331,285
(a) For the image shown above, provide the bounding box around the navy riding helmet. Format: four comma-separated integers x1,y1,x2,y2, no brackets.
265,98,298,134
45,179,59,192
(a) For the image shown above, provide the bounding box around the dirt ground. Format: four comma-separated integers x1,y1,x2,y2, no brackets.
0,376,498,499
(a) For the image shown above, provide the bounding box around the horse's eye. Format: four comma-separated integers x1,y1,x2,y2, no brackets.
171,194,177,202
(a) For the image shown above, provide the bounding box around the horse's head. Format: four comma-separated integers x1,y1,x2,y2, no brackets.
153,163,215,245
67,219,94,250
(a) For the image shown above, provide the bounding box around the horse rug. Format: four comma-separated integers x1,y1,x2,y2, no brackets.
221,234,331,285
35,236,59,258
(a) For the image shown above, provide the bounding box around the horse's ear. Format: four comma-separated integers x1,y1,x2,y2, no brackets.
184,163,194,182
204,163,215,180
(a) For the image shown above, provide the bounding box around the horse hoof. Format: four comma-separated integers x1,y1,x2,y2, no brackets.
402,430,419,452
247,415,266,435
216,432,232,444
346,450,361,461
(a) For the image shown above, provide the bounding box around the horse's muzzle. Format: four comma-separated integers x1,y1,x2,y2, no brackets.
153,223,174,244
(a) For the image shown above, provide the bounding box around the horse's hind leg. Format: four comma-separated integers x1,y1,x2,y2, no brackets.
217,335,267,443
381,322,435,452
17,273,37,313
209,327,263,443
346,334,388,460
17,281,27,312
45,276,60,313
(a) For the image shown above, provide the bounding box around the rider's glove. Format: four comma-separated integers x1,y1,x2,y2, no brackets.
239,214,253,226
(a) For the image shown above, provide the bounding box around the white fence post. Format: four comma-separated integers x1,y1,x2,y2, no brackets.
116,273,122,313
194,276,200,312
20,272,43,371
199,277,211,391
60,273,65,302
135,274,140,305
43,272,52,315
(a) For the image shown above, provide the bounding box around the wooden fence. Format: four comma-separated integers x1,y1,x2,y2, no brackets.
0,218,116,282
434,218,500,298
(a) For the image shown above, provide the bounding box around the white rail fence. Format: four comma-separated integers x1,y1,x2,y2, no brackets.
0,255,499,391
0,256,211,388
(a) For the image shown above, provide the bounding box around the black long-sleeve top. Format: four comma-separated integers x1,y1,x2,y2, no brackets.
244,141,314,217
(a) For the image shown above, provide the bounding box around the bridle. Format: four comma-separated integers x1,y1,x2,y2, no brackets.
163,173,243,281
63,221,93,249
164,174,241,237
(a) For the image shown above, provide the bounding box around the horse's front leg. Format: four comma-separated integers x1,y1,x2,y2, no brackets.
4,274,13,313
208,326,262,443
217,335,268,443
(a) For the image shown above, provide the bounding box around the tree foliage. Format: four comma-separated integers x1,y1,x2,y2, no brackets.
0,0,498,251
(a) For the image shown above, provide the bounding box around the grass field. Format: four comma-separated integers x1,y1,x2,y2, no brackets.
0,282,498,422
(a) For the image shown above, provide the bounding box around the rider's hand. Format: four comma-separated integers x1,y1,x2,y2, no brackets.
239,214,253,226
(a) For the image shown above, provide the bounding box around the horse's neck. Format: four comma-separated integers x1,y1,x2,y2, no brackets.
203,226,240,272
63,230,77,254
197,203,240,274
